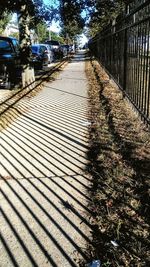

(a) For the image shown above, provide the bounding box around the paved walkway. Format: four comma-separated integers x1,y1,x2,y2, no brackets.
0,52,92,267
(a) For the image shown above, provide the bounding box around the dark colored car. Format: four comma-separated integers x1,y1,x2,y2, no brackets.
60,44,71,57
45,40,62,59
0,36,21,89
60,45,68,57
31,44,54,69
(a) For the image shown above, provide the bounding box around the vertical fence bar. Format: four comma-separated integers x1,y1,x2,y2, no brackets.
88,0,150,125
123,28,127,92
144,20,150,115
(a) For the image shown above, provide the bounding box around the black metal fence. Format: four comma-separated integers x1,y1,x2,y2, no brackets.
88,0,150,125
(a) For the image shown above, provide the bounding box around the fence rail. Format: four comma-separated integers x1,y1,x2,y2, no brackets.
88,0,150,125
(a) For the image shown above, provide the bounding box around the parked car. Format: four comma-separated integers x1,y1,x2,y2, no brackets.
45,40,62,59
60,45,68,57
0,36,21,89
31,44,54,69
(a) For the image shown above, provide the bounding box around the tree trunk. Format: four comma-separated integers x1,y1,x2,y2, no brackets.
18,4,35,88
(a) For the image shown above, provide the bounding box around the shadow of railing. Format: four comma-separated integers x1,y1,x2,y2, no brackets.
0,61,66,117
0,57,92,266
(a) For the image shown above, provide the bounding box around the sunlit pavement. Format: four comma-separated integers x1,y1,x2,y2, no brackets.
0,51,92,267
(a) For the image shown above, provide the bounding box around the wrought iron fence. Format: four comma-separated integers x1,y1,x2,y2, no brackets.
88,0,150,125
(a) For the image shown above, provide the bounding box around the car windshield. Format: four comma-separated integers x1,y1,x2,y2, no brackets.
46,41,59,46
0,39,12,53
31,46,39,53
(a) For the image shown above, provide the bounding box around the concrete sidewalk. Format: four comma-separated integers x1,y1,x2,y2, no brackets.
0,51,92,267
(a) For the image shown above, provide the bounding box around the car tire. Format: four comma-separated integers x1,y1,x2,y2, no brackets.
5,73,11,90
2,65,11,89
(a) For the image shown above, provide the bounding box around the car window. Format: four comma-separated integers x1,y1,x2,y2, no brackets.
46,41,59,46
12,39,20,52
0,40,12,52
39,46,47,53
45,45,50,51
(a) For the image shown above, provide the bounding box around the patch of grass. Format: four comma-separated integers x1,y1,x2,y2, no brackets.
85,56,150,267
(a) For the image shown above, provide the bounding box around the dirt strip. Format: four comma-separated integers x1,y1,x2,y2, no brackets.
85,57,150,267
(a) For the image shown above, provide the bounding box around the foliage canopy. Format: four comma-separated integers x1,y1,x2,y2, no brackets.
0,12,12,34
59,0,85,40
83,0,129,36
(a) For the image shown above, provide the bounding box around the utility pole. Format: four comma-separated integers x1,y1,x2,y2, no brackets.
49,25,51,40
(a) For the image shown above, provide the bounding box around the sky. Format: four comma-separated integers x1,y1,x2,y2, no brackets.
43,0,88,44
43,0,59,7
49,21,61,33
12,0,88,45
42,0,59,31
